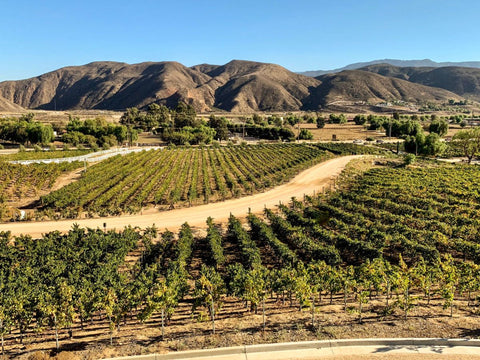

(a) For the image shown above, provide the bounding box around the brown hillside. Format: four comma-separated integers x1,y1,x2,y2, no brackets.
0,60,465,112
312,70,462,106
0,61,214,112
361,64,480,100
203,60,320,112
0,95,24,112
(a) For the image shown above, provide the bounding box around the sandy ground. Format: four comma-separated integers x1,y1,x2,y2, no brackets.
0,156,358,237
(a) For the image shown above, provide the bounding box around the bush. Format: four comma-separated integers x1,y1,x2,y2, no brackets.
354,115,367,125
404,153,416,165
298,129,313,140
429,119,449,137
19,145,26,152
329,113,347,124
316,117,326,129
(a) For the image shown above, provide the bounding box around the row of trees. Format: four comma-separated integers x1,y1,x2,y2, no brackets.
63,117,138,148
0,114,54,145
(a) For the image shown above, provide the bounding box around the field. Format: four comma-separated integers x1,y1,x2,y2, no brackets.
38,144,331,218
2,149,92,161
2,158,480,359
301,123,386,141
0,160,82,219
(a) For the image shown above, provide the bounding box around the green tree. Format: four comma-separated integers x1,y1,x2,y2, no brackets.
209,115,229,141
353,115,367,125
173,102,198,128
316,116,326,128
451,128,480,163
298,128,313,140
429,119,449,137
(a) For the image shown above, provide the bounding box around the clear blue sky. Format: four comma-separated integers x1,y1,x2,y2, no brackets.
1,0,479,81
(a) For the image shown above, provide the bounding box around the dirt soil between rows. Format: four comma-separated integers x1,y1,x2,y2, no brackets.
0,156,359,237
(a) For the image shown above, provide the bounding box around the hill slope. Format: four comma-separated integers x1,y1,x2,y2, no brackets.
0,95,24,112
0,60,466,112
360,64,480,100
308,70,461,106
0,61,215,111
0,60,320,112
299,58,480,77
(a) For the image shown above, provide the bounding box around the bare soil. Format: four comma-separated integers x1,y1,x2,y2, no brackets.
7,295,480,360
300,123,386,142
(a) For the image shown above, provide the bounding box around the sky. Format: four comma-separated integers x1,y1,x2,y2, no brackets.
1,0,479,81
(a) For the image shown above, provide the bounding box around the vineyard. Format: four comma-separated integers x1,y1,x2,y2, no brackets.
39,144,331,218
1,149,93,161
2,161,480,358
0,160,81,220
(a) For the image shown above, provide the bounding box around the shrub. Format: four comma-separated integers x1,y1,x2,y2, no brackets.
404,153,416,165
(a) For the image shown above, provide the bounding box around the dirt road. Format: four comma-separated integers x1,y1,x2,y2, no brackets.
0,156,358,237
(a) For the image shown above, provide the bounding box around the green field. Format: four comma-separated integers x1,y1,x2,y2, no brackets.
1,160,480,355
39,144,331,217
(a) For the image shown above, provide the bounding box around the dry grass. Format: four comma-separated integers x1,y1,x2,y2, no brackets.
299,123,386,141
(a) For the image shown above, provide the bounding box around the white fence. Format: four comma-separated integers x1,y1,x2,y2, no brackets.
9,147,163,165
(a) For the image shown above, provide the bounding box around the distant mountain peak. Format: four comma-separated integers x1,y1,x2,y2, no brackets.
299,59,480,77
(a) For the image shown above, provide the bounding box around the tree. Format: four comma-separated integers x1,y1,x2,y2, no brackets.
120,107,140,127
173,102,198,128
353,115,367,125
209,115,229,141
404,130,445,156
429,119,449,137
298,129,313,140
329,113,347,124
316,116,326,129
422,133,446,156
451,128,480,163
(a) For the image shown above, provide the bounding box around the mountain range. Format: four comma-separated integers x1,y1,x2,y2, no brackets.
299,59,480,77
0,59,477,113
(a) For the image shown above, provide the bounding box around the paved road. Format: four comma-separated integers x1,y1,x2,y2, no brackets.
104,339,480,360
0,156,358,237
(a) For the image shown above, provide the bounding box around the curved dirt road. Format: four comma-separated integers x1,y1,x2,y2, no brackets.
0,156,358,237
